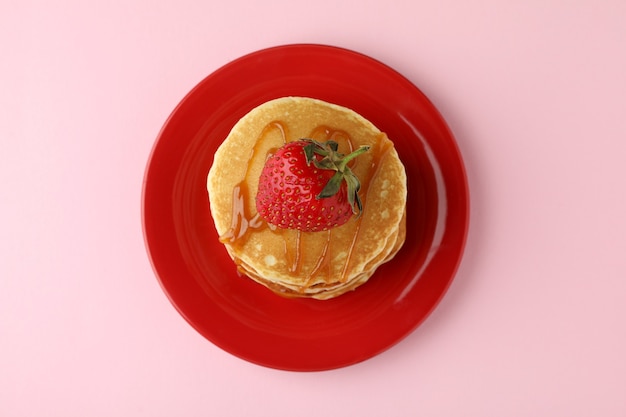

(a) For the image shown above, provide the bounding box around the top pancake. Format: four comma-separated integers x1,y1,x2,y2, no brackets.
207,97,407,298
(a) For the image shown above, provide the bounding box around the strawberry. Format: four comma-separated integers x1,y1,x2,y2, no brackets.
256,139,370,232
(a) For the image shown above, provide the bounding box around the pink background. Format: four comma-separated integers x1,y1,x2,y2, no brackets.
2,1,625,416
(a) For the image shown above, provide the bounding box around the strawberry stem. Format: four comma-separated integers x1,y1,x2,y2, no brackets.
336,145,370,172
300,139,369,216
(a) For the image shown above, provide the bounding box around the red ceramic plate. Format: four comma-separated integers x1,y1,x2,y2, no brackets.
142,44,469,371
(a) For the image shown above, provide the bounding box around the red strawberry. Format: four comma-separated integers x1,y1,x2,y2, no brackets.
256,139,370,232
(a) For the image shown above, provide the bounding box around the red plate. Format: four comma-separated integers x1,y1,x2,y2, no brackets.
142,44,469,371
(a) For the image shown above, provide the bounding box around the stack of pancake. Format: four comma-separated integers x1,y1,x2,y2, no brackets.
207,97,407,299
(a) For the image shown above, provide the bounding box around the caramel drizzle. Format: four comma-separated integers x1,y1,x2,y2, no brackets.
303,230,332,289
219,121,288,247
299,126,353,288
281,229,302,275
218,185,264,245
220,121,391,290
339,136,394,283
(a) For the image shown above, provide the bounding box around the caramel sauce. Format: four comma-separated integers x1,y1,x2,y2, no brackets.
219,120,393,290
303,230,332,290
219,183,265,246
307,125,354,151
339,135,393,283
219,121,288,248
279,229,302,275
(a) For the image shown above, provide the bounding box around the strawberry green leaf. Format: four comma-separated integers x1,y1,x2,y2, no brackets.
300,139,369,216
343,168,362,214
317,171,343,199
303,143,316,165
327,140,339,152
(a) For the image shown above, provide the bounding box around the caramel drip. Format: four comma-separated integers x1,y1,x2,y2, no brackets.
281,229,302,275
298,126,354,287
218,121,288,245
307,125,354,153
219,184,264,247
339,135,394,283
302,230,332,291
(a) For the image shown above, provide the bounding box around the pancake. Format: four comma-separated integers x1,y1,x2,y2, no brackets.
207,97,407,299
